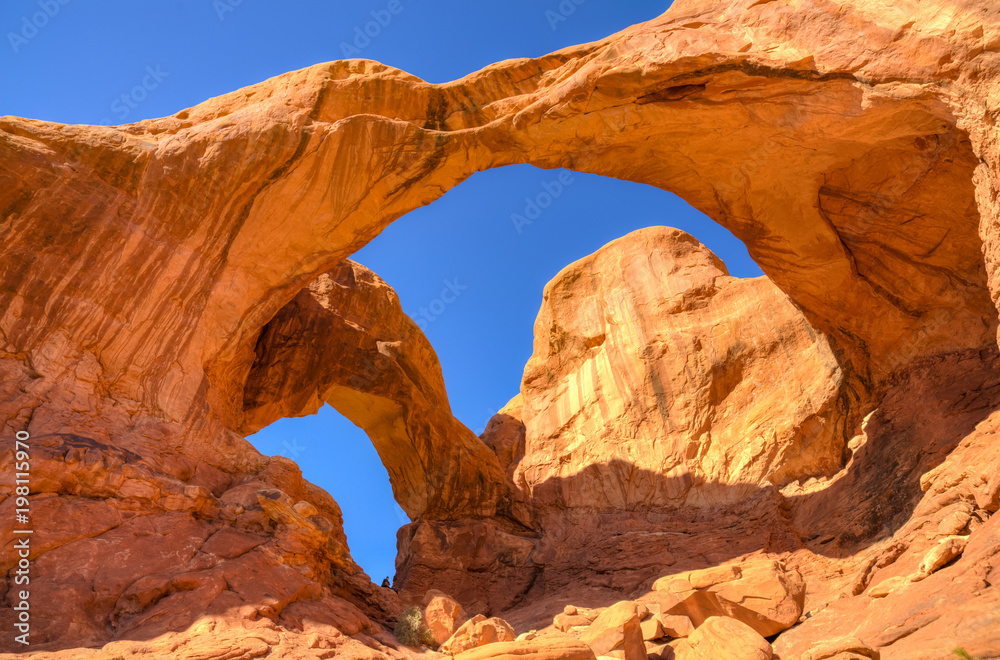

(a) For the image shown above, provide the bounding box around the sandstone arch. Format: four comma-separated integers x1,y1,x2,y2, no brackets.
239,260,532,524
2,1,996,456
2,0,1000,655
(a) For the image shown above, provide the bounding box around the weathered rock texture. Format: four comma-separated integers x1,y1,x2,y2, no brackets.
651,558,805,637
405,227,846,620
673,616,772,660
491,244,1000,657
423,590,467,647
2,0,1000,657
518,226,849,506
241,260,528,524
0,432,405,657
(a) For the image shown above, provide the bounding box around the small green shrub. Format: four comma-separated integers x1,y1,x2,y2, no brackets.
394,607,434,648
954,648,978,660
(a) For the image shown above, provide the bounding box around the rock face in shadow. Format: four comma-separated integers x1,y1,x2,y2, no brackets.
1,0,1000,657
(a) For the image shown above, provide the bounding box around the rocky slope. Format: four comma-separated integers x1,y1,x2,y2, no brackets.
2,0,1000,658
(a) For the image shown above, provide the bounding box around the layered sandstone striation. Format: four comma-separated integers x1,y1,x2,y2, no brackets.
483,231,1000,657
516,226,849,507
1,0,1000,658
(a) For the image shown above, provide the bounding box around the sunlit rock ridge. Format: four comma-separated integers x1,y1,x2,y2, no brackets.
1,0,999,658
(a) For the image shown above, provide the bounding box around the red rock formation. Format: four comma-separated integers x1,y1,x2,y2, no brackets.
650,559,805,638
0,432,404,656
1,0,999,657
241,260,527,524
447,226,848,620
673,616,772,660
451,637,597,660
422,590,467,647
2,0,995,442
516,227,849,507
440,615,516,655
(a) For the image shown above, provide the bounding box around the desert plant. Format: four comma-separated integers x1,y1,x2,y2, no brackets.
954,648,979,660
394,607,434,648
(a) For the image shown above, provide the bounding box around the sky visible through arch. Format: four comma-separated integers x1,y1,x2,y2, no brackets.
2,0,764,583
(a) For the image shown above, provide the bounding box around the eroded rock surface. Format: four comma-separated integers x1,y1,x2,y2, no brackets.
650,558,805,637
1,0,1000,657
241,261,525,524
423,590,468,647
443,228,850,621
0,434,403,655
518,227,850,508
440,615,517,655
672,616,772,660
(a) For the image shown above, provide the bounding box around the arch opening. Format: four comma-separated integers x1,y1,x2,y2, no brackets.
235,162,851,611
247,403,407,586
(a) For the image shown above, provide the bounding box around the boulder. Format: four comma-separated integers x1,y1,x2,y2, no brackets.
639,618,663,642
581,602,649,657
555,606,601,632
453,638,597,660
645,641,674,660
424,589,468,646
441,615,517,655
653,566,741,591
652,559,805,637
919,536,969,576
656,615,694,639
671,617,772,660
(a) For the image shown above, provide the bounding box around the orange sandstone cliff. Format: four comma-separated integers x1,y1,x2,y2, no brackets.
1,0,1000,658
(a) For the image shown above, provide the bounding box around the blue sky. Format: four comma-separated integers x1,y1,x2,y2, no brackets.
2,0,763,583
